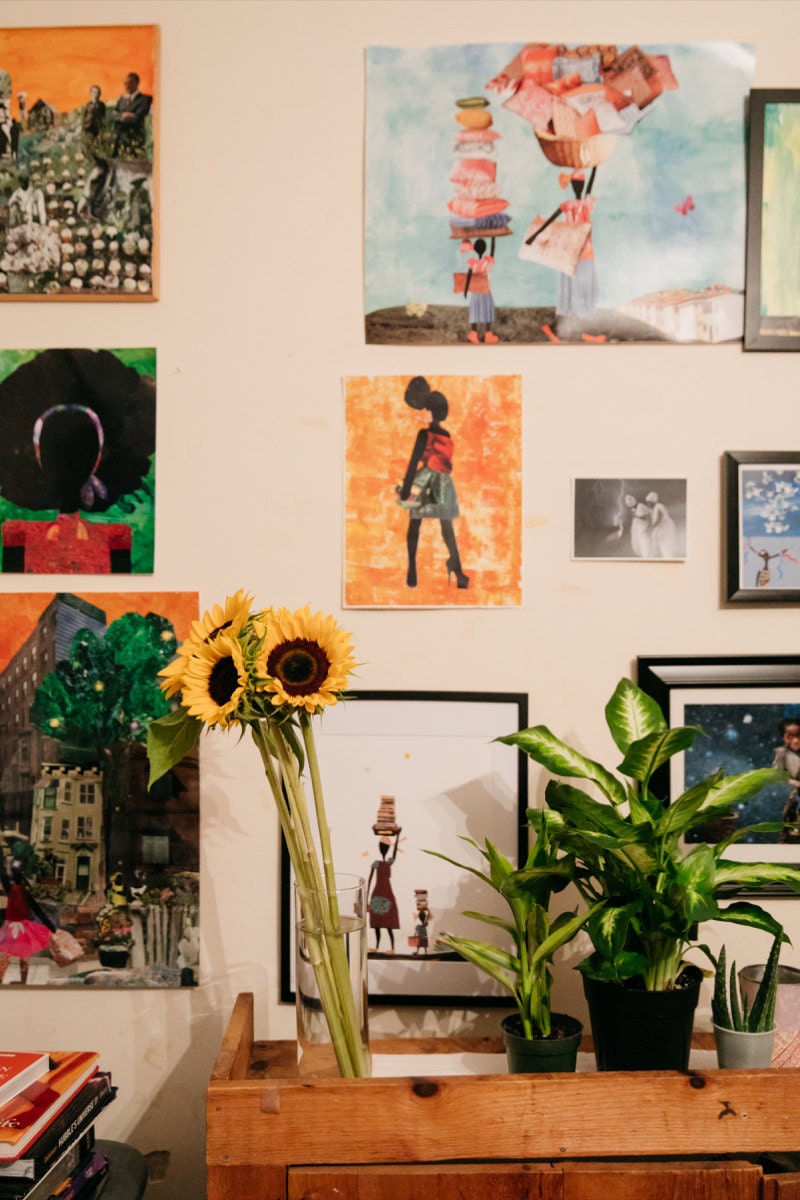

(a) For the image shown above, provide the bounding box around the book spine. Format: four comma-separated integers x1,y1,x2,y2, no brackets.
52,1150,108,1200
0,1075,112,1180
0,1134,85,1200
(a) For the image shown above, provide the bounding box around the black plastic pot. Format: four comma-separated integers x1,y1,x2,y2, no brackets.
501,1013,583,1073
582,965,702,1071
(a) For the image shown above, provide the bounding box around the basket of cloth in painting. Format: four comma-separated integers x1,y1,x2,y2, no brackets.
533,128,618,168
49,928,84,966
518,215,592,276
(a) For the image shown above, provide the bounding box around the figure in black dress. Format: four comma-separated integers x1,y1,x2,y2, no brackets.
397,376,469,590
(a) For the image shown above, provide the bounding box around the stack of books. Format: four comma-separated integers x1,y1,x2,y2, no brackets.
0,1051,116,1200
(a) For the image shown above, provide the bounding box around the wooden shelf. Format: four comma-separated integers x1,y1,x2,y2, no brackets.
207,992,800,1200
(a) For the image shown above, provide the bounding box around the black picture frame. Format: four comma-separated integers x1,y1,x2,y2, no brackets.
638,655,800,888
280,689,528,1007
724,450,800,603
744,89,800,350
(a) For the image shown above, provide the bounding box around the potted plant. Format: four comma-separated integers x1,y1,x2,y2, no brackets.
427,809,602,1073
500,678,800,1070
92,920,134,968
705,929,784,1068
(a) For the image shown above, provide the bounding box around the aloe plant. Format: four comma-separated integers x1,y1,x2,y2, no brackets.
426,810,603,1039
706,930,784,1032
499,678,800,992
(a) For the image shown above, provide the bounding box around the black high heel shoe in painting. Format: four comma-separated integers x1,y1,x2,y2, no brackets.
406,565,417,588
446,558,470,589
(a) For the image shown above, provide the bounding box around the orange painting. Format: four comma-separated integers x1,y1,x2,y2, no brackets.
0,26,157,113
0,591,196,671
344,375,522,607
0,25,157,300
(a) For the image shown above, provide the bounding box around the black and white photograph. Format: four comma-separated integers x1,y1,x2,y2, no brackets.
573,478,687,560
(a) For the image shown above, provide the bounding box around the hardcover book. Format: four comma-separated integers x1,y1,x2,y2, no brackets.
0,1053,99,1161
0,1131,90,1200
0,1057,49,1111
0,1073,114,1180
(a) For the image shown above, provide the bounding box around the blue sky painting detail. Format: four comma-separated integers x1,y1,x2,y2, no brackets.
365,42,754,346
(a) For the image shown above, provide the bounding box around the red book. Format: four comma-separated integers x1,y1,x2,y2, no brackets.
0,1055,49,1110
0,1052,99,1161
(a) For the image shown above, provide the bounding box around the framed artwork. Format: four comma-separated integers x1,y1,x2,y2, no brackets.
0,348,156,574
724,451,800,602
365,41,753,345
280,690,528,1006
744,90,800,349
0,24,157,300
572,477,687,560
344,375,522,608
638,655,800,881
0,590,200,986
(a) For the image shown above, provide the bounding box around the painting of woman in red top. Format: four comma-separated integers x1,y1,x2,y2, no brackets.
397,376,469,590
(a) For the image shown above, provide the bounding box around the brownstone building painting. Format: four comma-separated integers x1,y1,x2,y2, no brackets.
0,590,199,987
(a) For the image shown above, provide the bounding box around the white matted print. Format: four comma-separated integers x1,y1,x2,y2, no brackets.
573,477,687,560
280,691,527,1006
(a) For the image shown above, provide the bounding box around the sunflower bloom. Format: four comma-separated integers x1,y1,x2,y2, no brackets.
186,589,253,651
159,590,253,699
256,606,355,713
181,633,248,726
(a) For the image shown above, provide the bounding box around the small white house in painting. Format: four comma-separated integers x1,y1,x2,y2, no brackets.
617,286,744,343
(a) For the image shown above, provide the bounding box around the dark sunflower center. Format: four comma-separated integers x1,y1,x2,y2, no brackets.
208,655,240,706
267,638,329,695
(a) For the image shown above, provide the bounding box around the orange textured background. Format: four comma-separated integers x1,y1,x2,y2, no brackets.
0,591,197,671
344,375,522,607
0,25,157,112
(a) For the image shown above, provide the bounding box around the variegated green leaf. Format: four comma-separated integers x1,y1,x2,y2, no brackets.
605,678,666,753
499,726,626,806
715,860,800,893
618,726,700,785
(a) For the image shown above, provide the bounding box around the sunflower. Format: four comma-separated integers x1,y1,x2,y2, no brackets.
181,633,248,726
158,590,253,699
256,606,355,714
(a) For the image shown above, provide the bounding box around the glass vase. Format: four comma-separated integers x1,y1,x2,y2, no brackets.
294,873,370,1078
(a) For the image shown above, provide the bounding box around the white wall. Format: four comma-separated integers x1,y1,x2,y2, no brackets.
0,0,798,1195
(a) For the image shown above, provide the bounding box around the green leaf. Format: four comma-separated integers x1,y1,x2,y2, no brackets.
715,901,789,941
588,903,633,962
577,949,647,983
529,901,602,968
604,678,666,754
715,860,800,894
499,727,627,807
437,934,518,993
658,772,722,836
146,707,203,787
484,839,515,891
461,910,517,939
542,781,635,840
423,848,493,891
696,769,790,820
618,726,700,786
675,844,718,924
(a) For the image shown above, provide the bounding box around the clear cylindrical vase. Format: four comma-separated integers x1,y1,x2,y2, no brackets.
294,873,370,1078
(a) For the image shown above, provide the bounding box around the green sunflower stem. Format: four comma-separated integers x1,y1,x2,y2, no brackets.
254,719,368,1078
300,712,340,917
250,722,308,886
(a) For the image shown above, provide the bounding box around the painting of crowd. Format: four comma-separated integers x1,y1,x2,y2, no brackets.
0,63,154,297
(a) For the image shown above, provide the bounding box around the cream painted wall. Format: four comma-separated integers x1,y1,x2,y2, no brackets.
0,0,798,1195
